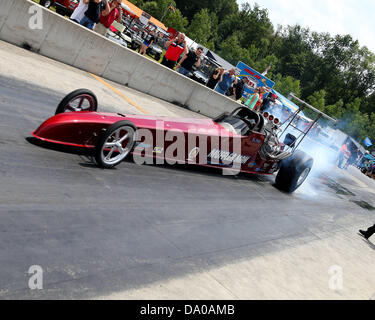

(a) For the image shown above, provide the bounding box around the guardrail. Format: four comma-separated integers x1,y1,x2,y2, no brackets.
0,0,240,118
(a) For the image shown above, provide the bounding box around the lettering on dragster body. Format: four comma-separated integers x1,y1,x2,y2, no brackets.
185,304,235,315
140,304,174,318
208,149,250,164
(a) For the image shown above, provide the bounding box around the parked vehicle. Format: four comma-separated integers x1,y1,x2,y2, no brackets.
39,0,78,17
146,43,162,61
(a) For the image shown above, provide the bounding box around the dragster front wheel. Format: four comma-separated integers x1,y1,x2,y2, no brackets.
55,89,98,115
94,121,137,169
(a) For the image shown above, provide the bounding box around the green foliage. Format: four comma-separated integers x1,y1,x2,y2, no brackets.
187,9,218,50
218,35,256,67
273,74,301,98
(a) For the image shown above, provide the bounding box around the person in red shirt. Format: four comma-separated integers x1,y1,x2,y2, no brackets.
338,142,351,169
94,0,122,36
253,87,266,112
161,33,188,69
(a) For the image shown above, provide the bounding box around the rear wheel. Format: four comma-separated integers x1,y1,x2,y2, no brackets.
55,89,98,115
155,53,161,61
275,150,313,193
95,121,137,169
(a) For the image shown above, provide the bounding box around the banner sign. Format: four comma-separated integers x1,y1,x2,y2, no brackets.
236,61,275,99
140,12,151,25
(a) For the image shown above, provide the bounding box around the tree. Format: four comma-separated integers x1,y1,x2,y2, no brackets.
129,0,188,32
273,74,301,98
218,35,256,67
187,9,218,50
217,2,274,53
174,0,238,22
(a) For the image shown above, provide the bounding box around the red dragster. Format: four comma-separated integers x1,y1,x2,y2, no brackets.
31,89,315,193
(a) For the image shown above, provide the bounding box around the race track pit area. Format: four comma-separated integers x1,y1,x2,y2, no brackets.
1,40,375,299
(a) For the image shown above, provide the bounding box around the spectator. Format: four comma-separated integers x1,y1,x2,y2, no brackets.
214,69,237,95
253,87,266,111
161,33,188,69
227,77,249,101
80,0,110,31
338,142,351,169
206,67,224,90
344,147,358,170
176,47,203,77
139,29,156,56
70,0,89,24
244,87,261,110
261,92,277,112
94,0,123,36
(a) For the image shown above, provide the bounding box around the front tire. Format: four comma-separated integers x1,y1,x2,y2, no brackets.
275,150,313,193
95,121,137,169
55,89,98,115
40,0,53,8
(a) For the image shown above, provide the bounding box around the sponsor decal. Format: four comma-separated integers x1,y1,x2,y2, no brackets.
153,147,164,154
135,142,151,149
188,147,200,160
208,149,250,165
248,161,257,168
255,168,260,172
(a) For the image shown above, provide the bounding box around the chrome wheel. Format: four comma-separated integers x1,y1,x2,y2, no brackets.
100,126,135,166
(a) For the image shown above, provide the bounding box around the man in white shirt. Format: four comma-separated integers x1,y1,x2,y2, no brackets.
70,0,89,23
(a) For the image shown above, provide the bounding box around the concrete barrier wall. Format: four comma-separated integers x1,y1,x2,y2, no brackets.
0,0,241,118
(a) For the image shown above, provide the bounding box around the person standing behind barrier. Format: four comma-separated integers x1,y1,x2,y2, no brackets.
227,77,249,101
176,47,203,77
70,0,89,23
253,87,266,111
139,30,155,56
244,88,260,110
214,69,237,95
80,0,110,31
161,33,188,69
206,67,224,89
338,142,351,169
94,0,122,36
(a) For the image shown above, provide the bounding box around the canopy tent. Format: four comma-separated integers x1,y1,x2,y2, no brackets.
120,3,135,16
121,0,167,31
204,50,235,70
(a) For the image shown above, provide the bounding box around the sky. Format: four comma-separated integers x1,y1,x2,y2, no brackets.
237,0,375,54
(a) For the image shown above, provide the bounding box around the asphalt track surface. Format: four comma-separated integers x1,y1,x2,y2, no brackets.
1,69,375,299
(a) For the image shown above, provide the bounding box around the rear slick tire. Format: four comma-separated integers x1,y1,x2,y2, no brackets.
275,150,313,193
